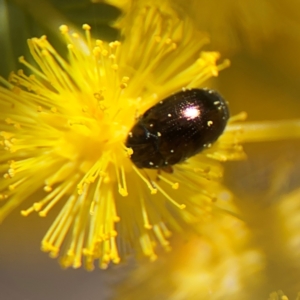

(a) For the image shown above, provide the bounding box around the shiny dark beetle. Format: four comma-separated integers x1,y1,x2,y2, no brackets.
125,88,229,170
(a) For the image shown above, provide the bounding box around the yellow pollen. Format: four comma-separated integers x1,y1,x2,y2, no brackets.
21,207,35,217
8,177,27,190
120,82,127,89
8,168,15,177
72,33,79,39
0,194,9,200
157,174,179,189
171,42,177,50
82,24,91,30
155,35,161,43
82,24,92,49
1,131,14,139
96,39,103,46
94,92,104,101
101,49,108,57
111,64,118,70
59,25,69,34
165,38,172,45
44,185,52,192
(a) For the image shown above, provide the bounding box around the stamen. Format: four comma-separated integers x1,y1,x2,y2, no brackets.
120,165,128,196
110,237,121,264
120,76,130,89
63,188,91,268
77,157,108,194
8,177,27,191
9,157,39,174
0,76,14,89
153,224,171,249
159,222,172,238
217,58,231,72
0,194,9,201
140,195,152,229
82,24,92,50
121,142,131,157
229,119,300,143
114,156,128,197
157,173,179,189
42,194,75,257
21,206,35,217
154,182,186,210
59,24,69,35
89,198,96,216
139,232,157,260
187,52,222,88
18,55,48,81
228,111,248,123
39,179,76,217
22,177,76,217
73,226,85,269
206,152,229,161
132,165,157,194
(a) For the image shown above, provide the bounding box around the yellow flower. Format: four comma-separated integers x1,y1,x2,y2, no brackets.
0,4,245,270
268,291,299,300
273,187,300,277
104,0,300,54
172,0,300,54
116,195,265,300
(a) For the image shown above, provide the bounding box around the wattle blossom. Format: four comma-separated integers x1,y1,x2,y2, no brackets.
0,4,246,269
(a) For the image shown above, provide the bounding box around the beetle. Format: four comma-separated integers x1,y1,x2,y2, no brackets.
125,88,229,171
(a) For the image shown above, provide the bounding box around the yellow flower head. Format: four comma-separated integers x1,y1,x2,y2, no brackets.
275,187,300,267
116,198,265,300
0,4,245,269
106,0,300,54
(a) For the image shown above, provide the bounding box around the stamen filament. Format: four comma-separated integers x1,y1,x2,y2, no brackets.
157,173,179,189
140,195,152,229
228,119,300,143
113,154,128,196
132,166,157,194
39,177,78,217
154,182,186,210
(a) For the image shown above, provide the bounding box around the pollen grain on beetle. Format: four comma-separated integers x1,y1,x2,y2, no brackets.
0,5,245,269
